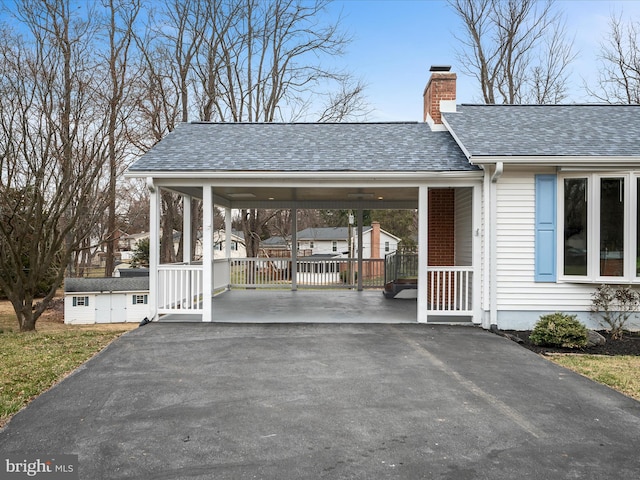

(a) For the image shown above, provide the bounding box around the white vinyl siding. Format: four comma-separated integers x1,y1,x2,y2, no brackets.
65,291,150,324
495,170,594,312
64,294,97,324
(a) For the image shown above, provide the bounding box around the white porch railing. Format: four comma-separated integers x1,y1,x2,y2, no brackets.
156,260,473,317
426,266,473,315
158,264,204,314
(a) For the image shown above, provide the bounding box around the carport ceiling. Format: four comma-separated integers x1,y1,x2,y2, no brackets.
167,185,420,208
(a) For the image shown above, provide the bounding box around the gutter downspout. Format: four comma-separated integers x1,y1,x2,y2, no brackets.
489,162,503,330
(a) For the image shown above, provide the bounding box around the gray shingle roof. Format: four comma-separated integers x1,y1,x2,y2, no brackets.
443,104,640,158
127,122,475,173
65,277,149,293
297,227,371,240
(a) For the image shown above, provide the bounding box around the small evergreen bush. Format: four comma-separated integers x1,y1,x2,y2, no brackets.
529,313,588,349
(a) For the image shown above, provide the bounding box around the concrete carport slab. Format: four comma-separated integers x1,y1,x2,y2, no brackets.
161,290,422,324
1,324,639,479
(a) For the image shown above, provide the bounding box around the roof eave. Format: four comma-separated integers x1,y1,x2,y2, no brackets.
125,170,483,181
467,155,640,167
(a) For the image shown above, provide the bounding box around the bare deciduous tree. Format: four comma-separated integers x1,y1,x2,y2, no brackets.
101,0,142,276
0,0,108,331
198,0,368,255
589,14,640,104
449,0,575,104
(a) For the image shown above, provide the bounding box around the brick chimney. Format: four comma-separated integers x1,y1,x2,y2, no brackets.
423,65,456,128
371,221,381,259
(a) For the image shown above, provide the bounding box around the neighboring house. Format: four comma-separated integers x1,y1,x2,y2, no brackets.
297,223,400,258
125,65,640,330
64,277,149,324
118,232,149,261
120,230,195,262
214,230,246,259
261,223,399,259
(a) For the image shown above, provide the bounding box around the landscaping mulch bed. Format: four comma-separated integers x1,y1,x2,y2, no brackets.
497,330,640,356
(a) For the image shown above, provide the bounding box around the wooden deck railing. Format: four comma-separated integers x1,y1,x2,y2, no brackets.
229,258,385,289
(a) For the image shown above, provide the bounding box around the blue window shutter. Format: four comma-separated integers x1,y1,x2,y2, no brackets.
535,174,557,282
73,296,77,307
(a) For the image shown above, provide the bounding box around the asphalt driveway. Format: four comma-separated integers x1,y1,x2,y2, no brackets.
1,324,639,479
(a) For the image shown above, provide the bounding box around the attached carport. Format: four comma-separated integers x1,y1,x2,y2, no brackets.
126,122,483,325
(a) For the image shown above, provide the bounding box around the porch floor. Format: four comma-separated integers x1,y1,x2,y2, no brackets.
159,289,415,323
158,289,473,324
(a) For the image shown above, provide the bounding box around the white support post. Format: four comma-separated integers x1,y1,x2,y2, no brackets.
291,208,298,291
202,185,213,322
148,179,160,321
225,207,232,290
357,209,364,291
183,195,192,264
417,186,429,323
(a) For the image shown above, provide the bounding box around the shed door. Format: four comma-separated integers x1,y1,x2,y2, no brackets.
95,294,128,323
95,295,111,323
110,294,127,323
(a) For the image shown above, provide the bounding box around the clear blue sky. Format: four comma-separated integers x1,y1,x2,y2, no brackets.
325,0,640,121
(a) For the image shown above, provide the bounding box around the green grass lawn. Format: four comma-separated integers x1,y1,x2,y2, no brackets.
0,310,135,427
549,354,640,401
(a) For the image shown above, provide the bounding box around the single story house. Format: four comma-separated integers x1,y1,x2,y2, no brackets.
297,223,400,258
64,277,149,324
125,65,640,330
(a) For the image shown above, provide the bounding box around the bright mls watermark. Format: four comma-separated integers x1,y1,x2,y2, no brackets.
2,455,78,479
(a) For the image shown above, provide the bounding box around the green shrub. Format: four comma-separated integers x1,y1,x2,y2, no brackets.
529,313,588,349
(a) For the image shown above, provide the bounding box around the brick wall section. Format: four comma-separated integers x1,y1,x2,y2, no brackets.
428,189,455,266
423,72,457,124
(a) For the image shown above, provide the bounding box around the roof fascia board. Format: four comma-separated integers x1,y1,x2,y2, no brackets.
468,156,640,166
65,289,148,294
379,228,402,241
127,170,482,182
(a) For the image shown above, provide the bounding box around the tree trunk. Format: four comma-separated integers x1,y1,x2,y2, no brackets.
10,294,37,332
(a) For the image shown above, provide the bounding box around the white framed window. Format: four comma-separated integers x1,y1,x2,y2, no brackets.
385,241,390,253
332,241,337,252
559,172,638,282
133,294,148,305
72,296,89,307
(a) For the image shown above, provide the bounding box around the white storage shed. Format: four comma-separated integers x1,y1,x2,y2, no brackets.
64,277,150,324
